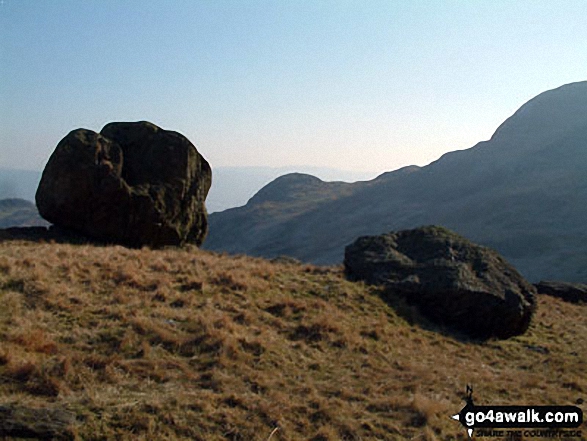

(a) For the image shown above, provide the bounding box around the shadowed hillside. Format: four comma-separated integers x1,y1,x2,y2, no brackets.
0,199,48,228
0,239,585,440
205,82,587,282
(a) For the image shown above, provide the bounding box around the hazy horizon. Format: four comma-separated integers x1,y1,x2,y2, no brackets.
1,1,586,175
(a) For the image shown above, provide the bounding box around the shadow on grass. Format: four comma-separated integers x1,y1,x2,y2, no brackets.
0,226,98,246
374,285,487,344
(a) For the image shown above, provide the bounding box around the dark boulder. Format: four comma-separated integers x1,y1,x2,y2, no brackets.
344,226,536,339
36,121,211,247
534,281,587,304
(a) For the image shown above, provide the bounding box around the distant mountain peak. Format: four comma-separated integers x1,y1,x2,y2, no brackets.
271,172,324,184
490,81,587,148
248,173,329,205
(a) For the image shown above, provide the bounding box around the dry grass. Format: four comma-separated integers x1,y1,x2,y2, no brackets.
0,239,585,440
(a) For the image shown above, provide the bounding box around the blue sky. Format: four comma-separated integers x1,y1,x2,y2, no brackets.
1,0,586,175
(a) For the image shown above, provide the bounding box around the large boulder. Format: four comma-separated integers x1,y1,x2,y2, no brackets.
534,281,587,304
36,121,211,247
344,226,536,339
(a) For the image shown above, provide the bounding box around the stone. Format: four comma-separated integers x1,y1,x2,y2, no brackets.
344,226,536,339
36,121,211,247
534,281,587,304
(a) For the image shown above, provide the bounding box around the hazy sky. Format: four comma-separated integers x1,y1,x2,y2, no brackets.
1,1,586,175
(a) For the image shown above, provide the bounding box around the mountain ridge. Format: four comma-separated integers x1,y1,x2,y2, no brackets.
205,81,587,282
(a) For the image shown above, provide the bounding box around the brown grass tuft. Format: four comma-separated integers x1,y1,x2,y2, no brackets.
0,240,585,439
9,328,59,355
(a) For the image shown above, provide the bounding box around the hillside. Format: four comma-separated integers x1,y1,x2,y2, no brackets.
0,239,585,440
207,166,375,213
204,82,587,282
0,199,48,228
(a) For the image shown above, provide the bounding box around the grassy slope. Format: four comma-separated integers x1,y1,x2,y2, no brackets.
0,240,585,440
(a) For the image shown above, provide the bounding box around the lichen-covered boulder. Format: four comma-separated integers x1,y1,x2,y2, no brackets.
36,121,211,247
344,226,537,339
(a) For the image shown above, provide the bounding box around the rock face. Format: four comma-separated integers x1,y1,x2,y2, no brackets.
344,226,537,339
534,281,587,304
36,121,211,247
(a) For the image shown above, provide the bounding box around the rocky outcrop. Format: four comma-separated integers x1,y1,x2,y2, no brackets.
36,121,211,248
344,226,537,339
534,281,587,304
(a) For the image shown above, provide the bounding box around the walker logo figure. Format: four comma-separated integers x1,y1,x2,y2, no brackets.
451,386,583,439
452,385,477,438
